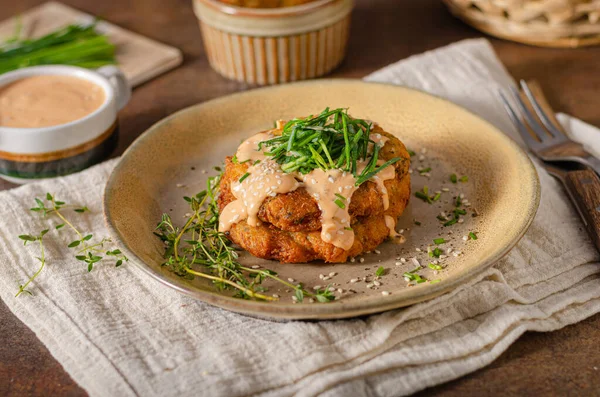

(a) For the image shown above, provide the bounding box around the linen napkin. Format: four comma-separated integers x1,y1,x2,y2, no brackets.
1,39,599,397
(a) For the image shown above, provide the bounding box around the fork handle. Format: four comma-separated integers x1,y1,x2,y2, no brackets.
581,155,600,177
564,168,600,252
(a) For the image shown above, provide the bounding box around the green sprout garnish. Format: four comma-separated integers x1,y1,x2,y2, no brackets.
258,108,402,186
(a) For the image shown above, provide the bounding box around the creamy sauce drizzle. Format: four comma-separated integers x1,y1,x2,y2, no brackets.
219,130,397,250
384,215,399,238
302,168,358,250
219,159,300,231
0,75,105,128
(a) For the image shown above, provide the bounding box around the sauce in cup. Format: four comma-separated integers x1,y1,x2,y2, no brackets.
0,75,106,128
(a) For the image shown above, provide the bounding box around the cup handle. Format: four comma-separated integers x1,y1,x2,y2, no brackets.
96,65,131,111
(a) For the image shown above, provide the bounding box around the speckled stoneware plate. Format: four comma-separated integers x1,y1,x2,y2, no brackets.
104,79,540,320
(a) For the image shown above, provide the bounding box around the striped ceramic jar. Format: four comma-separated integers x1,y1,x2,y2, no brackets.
193,0,353,85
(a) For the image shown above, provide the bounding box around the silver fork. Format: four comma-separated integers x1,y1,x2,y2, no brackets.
500,80,600,252
500,80,600,176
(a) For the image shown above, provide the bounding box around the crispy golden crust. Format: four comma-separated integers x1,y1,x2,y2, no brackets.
218,124,411,263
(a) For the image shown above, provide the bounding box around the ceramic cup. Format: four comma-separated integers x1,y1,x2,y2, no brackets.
0,65,131,184
193,0,353,85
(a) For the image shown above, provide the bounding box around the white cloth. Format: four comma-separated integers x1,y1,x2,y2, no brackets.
1,39,599,397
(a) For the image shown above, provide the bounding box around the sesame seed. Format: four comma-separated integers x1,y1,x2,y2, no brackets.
329,272,336,277
251,265,260,269
328,287,336,292
366,283,374,289
319,274,325,279
288,278,295,282
462,235,468,241
408,169,413,174
400,257,407,263
350,257,355,263
418,155,425,161
359,258,365,263
442,187,450,192
458,218,464,224
272,294,280,298
337,288,343,293
373,280,381,286
374,250,381,254
313,285,322,290
411,257,420,267
395,261,402,266
382,291,390,296
415,248,422,252
292,296,298,301
309,298,315,303
350,278,359,283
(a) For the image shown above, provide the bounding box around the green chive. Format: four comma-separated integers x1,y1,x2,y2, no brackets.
469,232,478,240
432,192,441,201
428,263,443,270
460,175,468,182
415,191,432,203
414,221,421,226
433,238,446,245
450,174,458,183
238,173,250,183
443,218,458,227
375,266,385,277
334,199,346,209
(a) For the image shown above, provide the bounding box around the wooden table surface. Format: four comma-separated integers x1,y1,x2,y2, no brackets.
1,0,599,395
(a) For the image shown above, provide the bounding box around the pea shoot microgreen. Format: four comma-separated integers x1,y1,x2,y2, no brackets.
154,172,335,303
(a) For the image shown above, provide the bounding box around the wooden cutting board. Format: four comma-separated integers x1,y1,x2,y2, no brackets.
0,1,183,87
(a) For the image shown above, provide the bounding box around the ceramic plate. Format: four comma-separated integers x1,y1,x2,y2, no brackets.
104,80,540,320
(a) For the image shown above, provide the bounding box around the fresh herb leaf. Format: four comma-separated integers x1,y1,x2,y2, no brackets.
238,172,250,183
334,198,346,209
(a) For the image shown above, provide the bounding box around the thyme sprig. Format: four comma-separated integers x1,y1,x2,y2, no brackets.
16,193,128,296
155,173,335,303
258,108,402,186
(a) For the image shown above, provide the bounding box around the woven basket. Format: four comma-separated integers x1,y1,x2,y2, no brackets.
443,0,600,48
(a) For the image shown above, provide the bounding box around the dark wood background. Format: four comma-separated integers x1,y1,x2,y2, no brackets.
1,0,599,395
